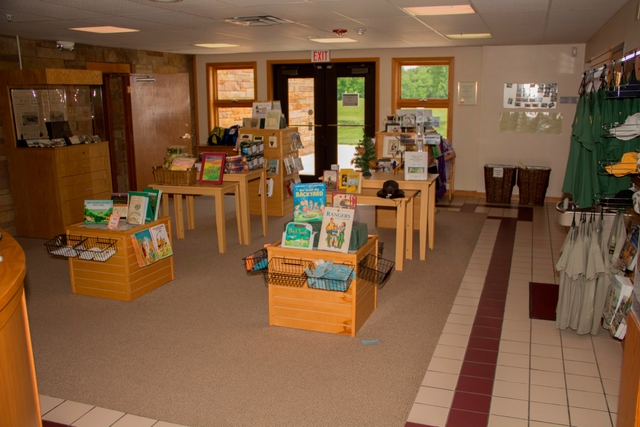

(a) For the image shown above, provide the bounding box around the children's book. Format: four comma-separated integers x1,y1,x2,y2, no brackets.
149,223,173,259
142,187,163,221
602,275,634,326
338,168,353,190
346,172,362,194
111,193,129,219
323,170,338,191
83,200,113,225
615,222,639,271
267,158,279,175
127,194,149,225
281,222,315,250
610,293,633,339
317,206,355,253
332,193,357,210
130,228,159,267
293,182,326,222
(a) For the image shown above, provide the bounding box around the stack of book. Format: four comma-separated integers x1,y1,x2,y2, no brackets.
225,154,264,173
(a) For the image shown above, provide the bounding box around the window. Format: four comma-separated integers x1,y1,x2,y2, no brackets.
392,58,454,140
206,62,257,129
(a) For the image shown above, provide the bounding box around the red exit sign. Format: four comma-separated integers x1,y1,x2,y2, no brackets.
311,50,331,62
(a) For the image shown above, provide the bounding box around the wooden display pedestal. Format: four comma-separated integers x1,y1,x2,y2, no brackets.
66,217,174,301
266,235,378,337
376,197,422,230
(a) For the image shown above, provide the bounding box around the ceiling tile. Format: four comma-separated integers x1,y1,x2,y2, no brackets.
471,0,550,13
480,12,547,28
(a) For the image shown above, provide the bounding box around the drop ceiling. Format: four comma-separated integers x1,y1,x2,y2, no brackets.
0,0,629,55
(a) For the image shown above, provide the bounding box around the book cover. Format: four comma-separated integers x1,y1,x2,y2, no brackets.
610,293,633,338
332,193,357,210
267,158,279,175
602,275,634,326
130,229,159,267
404,151,428,180
615,222,639,271
323,170,338,191
339,168,353,190
111,193,129,219
149,223,173,259
293,182,326,222
317,206,355,253
346,172,362,194
127,194,148,225
281,222,315,250
142,187,162,221
83,200,113,224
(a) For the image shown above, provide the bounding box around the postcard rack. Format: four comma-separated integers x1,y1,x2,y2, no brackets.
242,248,268,276
306,262,355,292
264,257,313,287
358,254,395,288
45,234,117,262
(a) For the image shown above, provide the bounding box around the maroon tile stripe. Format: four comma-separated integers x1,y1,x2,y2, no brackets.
406,215,519,427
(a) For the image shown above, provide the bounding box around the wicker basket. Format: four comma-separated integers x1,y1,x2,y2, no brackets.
484,164,517,204
152,166,198,186
517,166,551,205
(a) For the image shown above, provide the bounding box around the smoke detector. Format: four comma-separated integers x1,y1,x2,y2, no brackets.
355,28,366,35
224,15,291,26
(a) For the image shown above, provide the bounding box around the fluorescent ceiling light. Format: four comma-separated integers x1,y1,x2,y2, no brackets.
404,5,475,16
70,26,139,34
193,43,239,48
446,33,492,39
310,37,357,43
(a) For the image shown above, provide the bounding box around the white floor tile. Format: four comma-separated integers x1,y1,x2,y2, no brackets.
568,389,609,411
499,340,530,355
494,365,529,384
446,312,475,326
531,343,563,359
110,414,157,427
563,360,600,378
602,378,621,397
530,370,566,389
42,400,94,424
530,384,568,406
407,402,449,427
569,407,614,427
153,422,190,427
421,371,459,390
39,395,65,416
487,414,528,427
427,357,463,375
414,386,455,407
490,396,529,419
565,374,606,393
442,322,473,336
432,344,466,361
492,379,529,400
529,402,570,425
497,351,529,369
437,333,469,348
72,407,126,427
531,355,565,373
606,394,619,414
563,347,597,363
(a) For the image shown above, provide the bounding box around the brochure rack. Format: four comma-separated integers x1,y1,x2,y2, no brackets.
306,262,355,292
45,234,118,262
45,234,87,258
358,254,395,288
265,257,313,287
242,248,268,276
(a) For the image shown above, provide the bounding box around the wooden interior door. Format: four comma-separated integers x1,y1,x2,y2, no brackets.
127,73,192,190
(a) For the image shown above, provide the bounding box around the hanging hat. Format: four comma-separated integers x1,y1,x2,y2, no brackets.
377,180,405,199
605,152,638,177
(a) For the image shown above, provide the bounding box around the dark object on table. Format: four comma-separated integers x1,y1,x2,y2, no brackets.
376,180,405,199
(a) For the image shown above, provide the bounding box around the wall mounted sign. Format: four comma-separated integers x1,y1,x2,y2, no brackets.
503,83,558,109
311,50,330,62
458,81,477,105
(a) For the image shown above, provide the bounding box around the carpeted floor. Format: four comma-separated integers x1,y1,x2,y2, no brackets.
19,197,485,427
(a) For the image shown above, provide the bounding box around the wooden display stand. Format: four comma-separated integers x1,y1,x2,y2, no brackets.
66,217,174,301
266,235,378,337
244,127,300,217
0,229,41,427
0,69,112,239
617,311,640,426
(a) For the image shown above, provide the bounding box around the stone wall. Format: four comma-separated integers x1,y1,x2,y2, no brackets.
0,35,195,235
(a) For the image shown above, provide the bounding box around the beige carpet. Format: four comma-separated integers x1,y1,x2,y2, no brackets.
19,197,485,427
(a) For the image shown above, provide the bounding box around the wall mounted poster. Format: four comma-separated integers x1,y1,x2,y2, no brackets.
503,83,558,109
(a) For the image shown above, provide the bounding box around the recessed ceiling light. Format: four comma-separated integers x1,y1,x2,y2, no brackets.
310,37,357,43
193,43,239,48
404,5,475,16
69,26,139,34
446,33,492,39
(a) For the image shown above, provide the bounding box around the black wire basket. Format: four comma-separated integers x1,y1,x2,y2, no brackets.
242,248,269,276
44,234,87,258
265,257,313,287
358,254,395,288
306,262,355,292
75,236,117,262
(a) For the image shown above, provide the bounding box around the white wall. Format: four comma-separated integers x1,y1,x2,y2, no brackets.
585,0,640,65
195,44,584,198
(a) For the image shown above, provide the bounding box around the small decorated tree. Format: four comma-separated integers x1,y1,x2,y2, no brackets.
351,130,377,177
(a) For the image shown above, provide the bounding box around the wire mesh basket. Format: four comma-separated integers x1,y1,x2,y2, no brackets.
76,236,118,262
242,248,269,276
44,234,87,258
306,262,356,292
358,254,395,288
265,257,313,287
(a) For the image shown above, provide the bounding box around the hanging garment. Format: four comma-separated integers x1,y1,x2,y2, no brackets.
556,222,577,330
609,113,640,140
577,218,605,334
567,218,587,331
592,213,616,335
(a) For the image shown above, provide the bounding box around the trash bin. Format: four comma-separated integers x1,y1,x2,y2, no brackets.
484,164,517,204
517,166,551,205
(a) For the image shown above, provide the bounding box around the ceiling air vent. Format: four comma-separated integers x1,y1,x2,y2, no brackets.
224,15,291,27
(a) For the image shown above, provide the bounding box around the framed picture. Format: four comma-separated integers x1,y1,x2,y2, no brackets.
323,170,338,191
385,123,401,133
382,135,406,158
199,152,226,184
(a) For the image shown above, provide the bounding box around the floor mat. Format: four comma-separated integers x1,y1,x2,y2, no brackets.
529,282,559,321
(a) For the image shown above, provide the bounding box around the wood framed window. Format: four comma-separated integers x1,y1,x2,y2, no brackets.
391,57,454,140
206,62,257,129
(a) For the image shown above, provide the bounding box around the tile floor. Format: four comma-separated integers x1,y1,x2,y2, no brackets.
37,196,624,427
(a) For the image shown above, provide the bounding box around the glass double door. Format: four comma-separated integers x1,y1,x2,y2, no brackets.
273,62,375,180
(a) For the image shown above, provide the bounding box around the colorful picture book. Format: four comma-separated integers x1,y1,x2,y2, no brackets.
293,182,326,222
267,158,279,175
318,206,355,253
339,168,353,190
142,187,162,222
615,222,639,271
111,193,129,219
130,223,173,267
323,170,338,191
332,193,357,210
602,275,634,326
127,194,148,225
282,222,315,250
83,200,113,225
346,172,362,194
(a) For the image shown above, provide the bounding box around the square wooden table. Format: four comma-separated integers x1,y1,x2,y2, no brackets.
360,171,438,260
222,168,268,244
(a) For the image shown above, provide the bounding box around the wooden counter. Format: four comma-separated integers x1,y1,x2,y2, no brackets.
0,229,42,427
